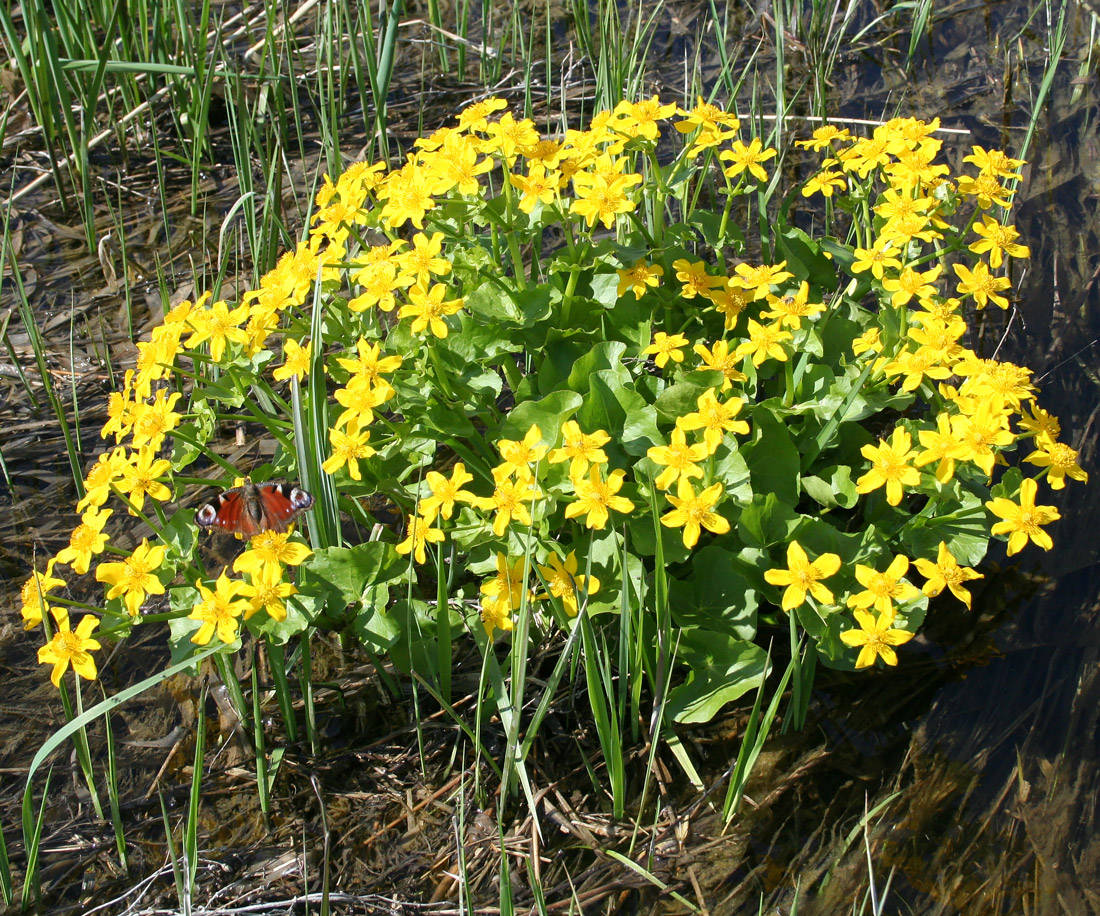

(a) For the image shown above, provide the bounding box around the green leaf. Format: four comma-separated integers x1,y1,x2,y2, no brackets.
738,492,800,549
743,407,800,505
653,375,716,423
776,227,838,287
669,546,758,639
495,389,584,440
567,341,628,392
306,543,405,604
351,585,400,653
666,632,768,724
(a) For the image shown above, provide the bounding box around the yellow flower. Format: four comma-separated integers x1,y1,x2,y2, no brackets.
496,425,548,479
333,380,392,433
480,553,529,635
96,538,167,616
419,463,477,522
986,477,1060,556
693,339,748,389
855,428,921,506
846,555,920,620
184,298,250,362
953,262,1011,310
456,96,509,133
734,318,792,367
1023,436,1088,490
733,261,794,300
397,231,452,287
795,125,851,150
801,169,847,197
881,264,942,308
189,570,250,645
117,446,173,513
617,258,664,299
509,163,561,214
20,558,66,630
643,331,689,368
322,426,376,481
471,470,539,537
852,328,882,357
38,609,101,687
675,389,749,454
763,540,842,611
564,466,634,530
536,550,600,617
647,428,708,491
968,214,1030,268
851,239,901,281
335,338,404,387
761,281,825,329
273,339,312,382
233,529,312,578
377,161,436,229
840,610,915,669
395,515,446,564
569,171,640,228
671,259,720,299
482,111,540,164
547,421,610,479
951,403,1014,476
914,412,967,484
659,479,730,549
239,564,297,622
912,542,983,609
399,283,464,338
962,145,1024,179
55,506,113,575
129,390,183,451
719,138,777,182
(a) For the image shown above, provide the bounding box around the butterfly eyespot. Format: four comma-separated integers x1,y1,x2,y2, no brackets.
196,479,314,536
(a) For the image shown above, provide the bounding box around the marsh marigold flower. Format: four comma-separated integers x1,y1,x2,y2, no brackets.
537,550,600,617
643,332,689,368
565,466,634,529
847,555,920,620
189,570,250,645
675,389,749,454
239,564,297,623
38,608,101,687
548,421,610,478
719,138,776,182
617,258,663,299
55,506,112,575
913,542,983,609
856,428,921,506
659,479,730,549
647,428,707,491
986,477,1060,556
399,283,464,338
764,541,842,611
395,515,446,564
96,538,167,616
419,463,477,522
840,610,915,669
1023,436,1088,490
20,559,66,630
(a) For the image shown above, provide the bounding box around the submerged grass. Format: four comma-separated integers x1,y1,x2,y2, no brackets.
1,0,1085,914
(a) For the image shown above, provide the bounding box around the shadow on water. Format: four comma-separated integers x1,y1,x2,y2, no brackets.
1,0,1099,912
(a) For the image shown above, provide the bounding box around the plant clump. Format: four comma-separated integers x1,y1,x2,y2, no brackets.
22,97,1086,730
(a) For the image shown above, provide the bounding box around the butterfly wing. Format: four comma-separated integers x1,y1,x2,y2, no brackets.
196,480,314,537
256,482,315,533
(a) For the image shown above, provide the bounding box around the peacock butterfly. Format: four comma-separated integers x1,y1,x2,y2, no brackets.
195,478,314,537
